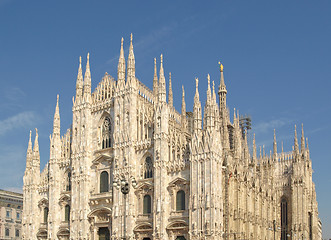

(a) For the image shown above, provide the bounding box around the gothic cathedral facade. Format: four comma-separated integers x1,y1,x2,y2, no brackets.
23,35,321,240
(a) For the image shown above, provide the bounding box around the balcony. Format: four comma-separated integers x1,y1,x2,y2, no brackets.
60,221,70,229
89,190,113,206
39,222,48,230
170,210,189,221
137,213,153,223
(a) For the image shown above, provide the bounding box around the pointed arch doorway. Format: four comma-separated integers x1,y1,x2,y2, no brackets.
98,227,110,240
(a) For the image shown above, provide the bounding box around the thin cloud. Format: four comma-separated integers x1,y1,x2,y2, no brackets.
0,144,25,190
106,24,178,66
0,111,40,136
3,87,26,102
253,118,292,134
0,87,26,111
4,187,23,194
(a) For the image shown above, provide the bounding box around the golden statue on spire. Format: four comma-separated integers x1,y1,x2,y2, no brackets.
218,61,224,72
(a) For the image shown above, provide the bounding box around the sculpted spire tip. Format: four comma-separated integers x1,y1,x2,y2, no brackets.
218,61,224,72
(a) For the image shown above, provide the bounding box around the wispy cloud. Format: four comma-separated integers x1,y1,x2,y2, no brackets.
252,118,292,134
0,144,25,190
4,187,23,193
0,87,26,111
0,111,40,136
106,24,178,66
3,87,25,102
106,14,205,68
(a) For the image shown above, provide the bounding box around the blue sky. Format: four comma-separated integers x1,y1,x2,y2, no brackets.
0,0,330,237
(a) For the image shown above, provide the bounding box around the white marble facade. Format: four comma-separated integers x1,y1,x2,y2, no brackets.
22,34,321,240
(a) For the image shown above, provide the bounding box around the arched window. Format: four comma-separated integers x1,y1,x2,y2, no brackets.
100,171,109,193
98,227,110,240
65,205,70,222
102,117,112,149
308,212,313,240
176,190,185,211
5,228,9,236
65,171,71,191
281,198,288,240
44,207,49,223
176,237,186,240
144,157,153,179
143,195,152,214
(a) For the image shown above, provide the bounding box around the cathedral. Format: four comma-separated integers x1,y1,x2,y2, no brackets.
22,34,321,240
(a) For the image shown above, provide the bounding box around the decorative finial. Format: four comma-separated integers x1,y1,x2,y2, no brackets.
169,72,171,80
195,77,199,89
57,94,59,103
121,37,124,46
218,61,224,72
87,52,90,61
160,54,163,64
130,33,133,42
154,57,156,65
207,74,210,87
79,56,82,66
212,81,215,92
35,128,38,135
282,141,284,153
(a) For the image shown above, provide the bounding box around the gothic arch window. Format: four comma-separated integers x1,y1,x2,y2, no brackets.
44,207,49,223
281,197,288,240
176,237,186,240
98,227,110,240
308,212,313,240
176,190,185,211
100,171,109,193
143,195,152,214
65,171,71,191
102,117,112,149
64,205,70,222
144,156,153,179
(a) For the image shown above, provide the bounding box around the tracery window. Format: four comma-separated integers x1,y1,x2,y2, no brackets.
144,156,153,179
143,195,152,214
176,237,186,240
281,198,288,240
102,117,112,149
65,171,71,191
309,212,312,240
64,205,70,222
100,171,109,193
44,207,49,223
176,190,185,211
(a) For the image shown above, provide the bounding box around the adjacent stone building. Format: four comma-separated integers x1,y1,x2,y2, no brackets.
0,189,23,239
23,35,321,240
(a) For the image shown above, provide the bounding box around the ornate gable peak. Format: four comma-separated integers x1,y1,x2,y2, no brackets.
135,181,153,191
92,153,112,165
166,220,188,230
134,222,153,232
58,194,71,206
87,207,112,218
168,177,189,187
38,198,49,208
